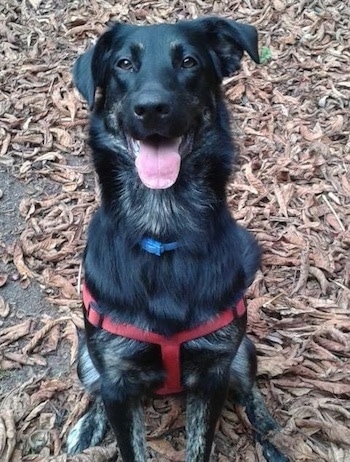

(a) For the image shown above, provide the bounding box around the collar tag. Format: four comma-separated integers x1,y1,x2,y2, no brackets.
140,237,179,256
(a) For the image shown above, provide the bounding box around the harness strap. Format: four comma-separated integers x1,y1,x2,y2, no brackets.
82,285,246,394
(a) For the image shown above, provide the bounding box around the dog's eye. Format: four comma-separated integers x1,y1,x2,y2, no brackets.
117,59,134,71
181,56,197,68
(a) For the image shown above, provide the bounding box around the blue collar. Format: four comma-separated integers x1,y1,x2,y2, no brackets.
140,237,179,256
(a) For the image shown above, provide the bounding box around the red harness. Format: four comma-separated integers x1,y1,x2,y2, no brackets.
82,285,246,395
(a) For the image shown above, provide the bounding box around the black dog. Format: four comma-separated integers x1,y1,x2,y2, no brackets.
67,18,288,462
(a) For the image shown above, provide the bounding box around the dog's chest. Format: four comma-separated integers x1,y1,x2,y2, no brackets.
118,177,212,236
95,319,241,394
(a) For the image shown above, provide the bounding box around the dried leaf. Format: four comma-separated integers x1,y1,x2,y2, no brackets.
0,320,32,346
147,440,184,461
42,270,77,299
244,163,268,196
50,128,73,148
62,321,80,365
300,123,323,141
22,318,68,355
275,379,350,397
258,356,302,377
0,416,7,459
273,183,295,218
66,443,117,461
3,352,47,367
12,242,34,279
28,0,43,9
273,0,286,12
147,401,182,438
0,411,16,462
30,380,71,406
59,393,90,439
291,243,310,295
0,274,8,287
0,296,10,317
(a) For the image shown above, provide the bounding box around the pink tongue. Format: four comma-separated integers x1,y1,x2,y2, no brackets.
135,138,181,189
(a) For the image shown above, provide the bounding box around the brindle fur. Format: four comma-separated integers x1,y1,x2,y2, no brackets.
67,17,288,462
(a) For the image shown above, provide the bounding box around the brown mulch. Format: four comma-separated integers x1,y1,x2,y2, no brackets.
0,0,349,461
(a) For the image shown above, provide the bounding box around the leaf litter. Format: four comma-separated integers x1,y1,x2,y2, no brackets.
0,0,349,461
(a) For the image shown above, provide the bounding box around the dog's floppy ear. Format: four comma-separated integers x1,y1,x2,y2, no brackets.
73,47,96,109
73,30,113,109
199,18,259,79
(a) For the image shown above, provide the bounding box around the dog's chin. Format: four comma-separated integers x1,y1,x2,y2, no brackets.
126,132,194,190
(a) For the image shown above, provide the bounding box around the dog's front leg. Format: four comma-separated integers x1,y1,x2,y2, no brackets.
185,375,230,462
101,382,147,462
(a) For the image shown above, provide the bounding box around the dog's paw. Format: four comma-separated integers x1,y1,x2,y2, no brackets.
66,400,108,454
243,386,289,461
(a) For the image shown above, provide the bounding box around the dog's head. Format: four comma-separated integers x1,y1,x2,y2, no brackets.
74,18,259,190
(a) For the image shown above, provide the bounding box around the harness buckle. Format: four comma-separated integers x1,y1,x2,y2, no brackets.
141,238,163,256
140,237,179,256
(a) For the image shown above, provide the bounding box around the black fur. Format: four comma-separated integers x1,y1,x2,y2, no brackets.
67,17,288,462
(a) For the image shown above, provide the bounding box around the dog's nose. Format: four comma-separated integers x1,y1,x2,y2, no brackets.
133,95,171,120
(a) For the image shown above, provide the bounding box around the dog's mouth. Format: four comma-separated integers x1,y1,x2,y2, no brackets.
128,134,191,190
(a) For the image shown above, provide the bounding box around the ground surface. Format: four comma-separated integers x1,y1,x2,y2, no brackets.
0,0,349,461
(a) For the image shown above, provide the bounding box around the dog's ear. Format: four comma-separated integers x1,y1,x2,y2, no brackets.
73,30,114,109
199,18,259,79
73,47,96,109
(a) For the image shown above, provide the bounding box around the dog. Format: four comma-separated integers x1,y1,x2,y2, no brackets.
67,17,288,462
